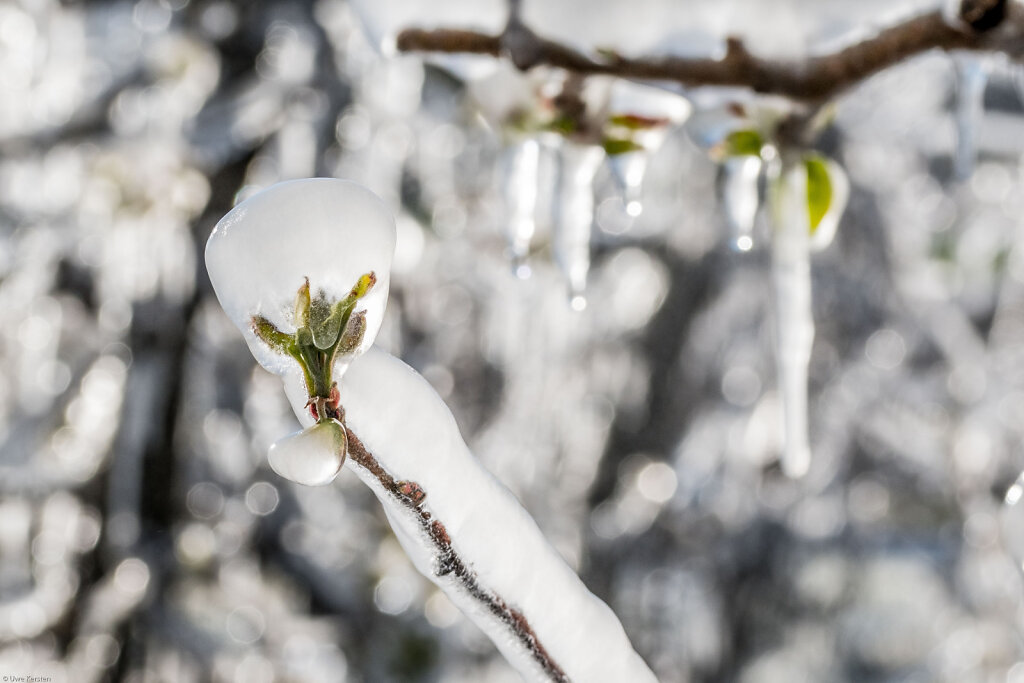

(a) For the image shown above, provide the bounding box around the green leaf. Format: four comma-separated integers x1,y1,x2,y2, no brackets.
251,315,292,355
602,138,644,156
804,155,832,234
546,115,577,136
723,129,763,157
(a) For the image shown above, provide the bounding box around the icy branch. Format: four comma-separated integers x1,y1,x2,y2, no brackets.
396,5,1021,103
344,429,570,682
332,349,658,683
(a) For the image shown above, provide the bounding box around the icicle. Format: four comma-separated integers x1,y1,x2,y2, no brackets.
608,151,648,217
953,55,989,182
500,138,541,278
718,155,763,252
553,142,604,310
771,164,814,477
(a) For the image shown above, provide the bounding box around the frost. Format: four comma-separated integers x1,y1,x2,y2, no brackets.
268,419,347,486
333,348,659,683
553,142,604,310
205,178,396,377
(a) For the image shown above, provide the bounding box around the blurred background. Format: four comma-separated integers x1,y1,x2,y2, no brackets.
4,0,1024,681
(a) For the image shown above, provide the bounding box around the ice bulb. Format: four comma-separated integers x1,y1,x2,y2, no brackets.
268,419,347,486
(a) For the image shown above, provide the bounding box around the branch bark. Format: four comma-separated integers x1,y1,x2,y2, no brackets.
345,427,571,683
395,8,1016,103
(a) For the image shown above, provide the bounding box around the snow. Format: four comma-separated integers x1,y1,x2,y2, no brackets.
332,348,659,683
205,178,395,376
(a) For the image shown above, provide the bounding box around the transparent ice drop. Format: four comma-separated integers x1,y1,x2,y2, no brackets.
771,164,815,477
553,142,605,310
953,56,989,182
205,178,396,379
500,138,541,277
268,419,347,486
718,155,763,252
608,151,648,217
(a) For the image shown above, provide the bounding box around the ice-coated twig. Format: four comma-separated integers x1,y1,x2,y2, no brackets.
396,5,1018,104
333,349,658,683
344,429,570,682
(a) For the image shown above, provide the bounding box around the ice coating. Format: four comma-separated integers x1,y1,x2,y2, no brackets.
771,163,814,478
332,348,659,682
205,178,396,376
268,419,347,486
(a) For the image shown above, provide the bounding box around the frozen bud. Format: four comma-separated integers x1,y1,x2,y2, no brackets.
205,179,396,376
268,419,347,486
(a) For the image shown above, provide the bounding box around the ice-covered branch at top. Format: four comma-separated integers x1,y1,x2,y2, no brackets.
205,179,657,682
345,0,1015,480
393,1,1020,103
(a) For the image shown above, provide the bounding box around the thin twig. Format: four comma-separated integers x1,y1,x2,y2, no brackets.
396,8,1019,103
345,428,571,683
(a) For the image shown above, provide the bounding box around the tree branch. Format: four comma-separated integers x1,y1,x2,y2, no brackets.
395,8,1016,103
344,428,571,683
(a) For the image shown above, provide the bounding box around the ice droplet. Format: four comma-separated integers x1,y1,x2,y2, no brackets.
500,138,541,274
771,163,815,478
268,419,347,486
718,155,762,252
953,56,989,182
205,179,396,376
553,142,604,307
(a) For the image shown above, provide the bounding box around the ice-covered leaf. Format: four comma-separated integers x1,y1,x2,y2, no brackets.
205,178,395,377
723,129,764,157
268,419,347,486
804,156,831,234
804,155,848,252
602,138,645,156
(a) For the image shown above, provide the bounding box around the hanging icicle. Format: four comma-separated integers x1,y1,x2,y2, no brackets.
500,138,542,278
603,81,691,218
608,150,648,217
953,55,990,182
769,155,848,477
718,154,763,252
553,141,605,311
